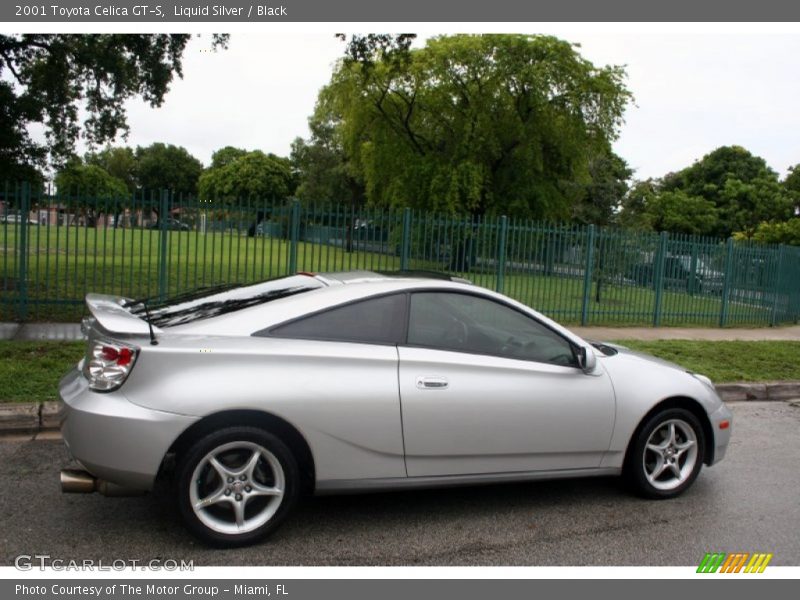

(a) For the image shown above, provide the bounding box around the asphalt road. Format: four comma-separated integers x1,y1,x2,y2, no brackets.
1,401,798,567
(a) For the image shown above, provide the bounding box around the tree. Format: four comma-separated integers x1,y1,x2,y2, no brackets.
335,33,417,67
291,114,364,206
199,150,295,238
661,146,791,237
198,150,293,202
84,146,138,192
618,181,720,236
318,34,631,217
136,143,204,197
290,37,408,208
617,180,657,230
209,146,249,169
785,164,800,215
717,175,793,237
0,33,227,181
743,219,800,246
54,161,128,198
571,150,632,226
54,161,128,226
644,189,720,236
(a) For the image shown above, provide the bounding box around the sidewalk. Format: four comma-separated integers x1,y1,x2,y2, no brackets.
572,325,800,341
1,322,799,342
0,322,83,341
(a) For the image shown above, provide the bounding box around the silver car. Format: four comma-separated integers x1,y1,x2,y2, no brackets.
59,270,732,547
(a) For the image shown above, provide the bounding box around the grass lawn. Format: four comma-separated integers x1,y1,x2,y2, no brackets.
1,226,775,326
611,340,800,383
0,339,797,403
0,341,83,403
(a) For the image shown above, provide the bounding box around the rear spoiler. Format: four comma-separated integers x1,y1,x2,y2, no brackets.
85,293,162,336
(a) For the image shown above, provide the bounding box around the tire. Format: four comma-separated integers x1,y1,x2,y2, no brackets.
176,426,299,547
625,408,705,499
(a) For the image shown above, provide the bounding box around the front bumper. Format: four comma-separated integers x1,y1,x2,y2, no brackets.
707,401,733,465
59,367,198,491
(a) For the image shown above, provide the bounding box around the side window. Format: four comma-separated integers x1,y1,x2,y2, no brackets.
264,293,406,345
407,292,578,367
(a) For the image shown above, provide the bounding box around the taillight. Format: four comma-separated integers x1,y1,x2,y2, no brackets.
84,341,139,391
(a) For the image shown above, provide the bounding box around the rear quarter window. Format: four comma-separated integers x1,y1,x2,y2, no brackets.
260,293,407,345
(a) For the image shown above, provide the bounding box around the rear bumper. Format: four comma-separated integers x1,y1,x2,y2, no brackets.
59,367,198,491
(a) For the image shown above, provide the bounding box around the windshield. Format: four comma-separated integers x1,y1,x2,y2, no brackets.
126,275,322,328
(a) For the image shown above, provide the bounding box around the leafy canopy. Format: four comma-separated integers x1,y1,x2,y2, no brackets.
784,164,800,215
0,33,227,181
84,146,138,192
619,146,794,238
317,34,631,217
135,143,204,197
199,150,294,203
661,146,792,237
743,219,800,246
54,162,128,198
291,115,363,206
571,149,632,226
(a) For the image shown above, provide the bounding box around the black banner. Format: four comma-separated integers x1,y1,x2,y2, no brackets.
4,579,798,600
4,0,800,22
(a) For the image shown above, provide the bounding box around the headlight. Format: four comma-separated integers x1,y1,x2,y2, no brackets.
690,372,715,390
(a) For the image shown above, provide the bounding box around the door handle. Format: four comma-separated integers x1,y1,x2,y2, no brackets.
416,376,449,390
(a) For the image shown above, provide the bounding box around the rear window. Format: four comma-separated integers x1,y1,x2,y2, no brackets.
126,275,322,327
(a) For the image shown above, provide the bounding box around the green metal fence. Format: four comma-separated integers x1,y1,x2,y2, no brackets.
2,183,799,327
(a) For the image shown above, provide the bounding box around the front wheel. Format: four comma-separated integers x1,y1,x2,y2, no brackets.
176,427,299,547
625,408,705,499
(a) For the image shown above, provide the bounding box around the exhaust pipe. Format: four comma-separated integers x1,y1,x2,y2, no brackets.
60,468,96,493
60,469,145,497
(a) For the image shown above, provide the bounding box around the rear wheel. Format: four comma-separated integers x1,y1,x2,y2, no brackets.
176,427,299,547
625,408,705,499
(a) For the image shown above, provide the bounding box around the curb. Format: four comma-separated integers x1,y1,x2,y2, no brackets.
714,381,800,402
0,401,61,434
1,382,799,434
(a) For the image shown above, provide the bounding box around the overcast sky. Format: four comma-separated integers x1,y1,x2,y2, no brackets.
106,31,800,180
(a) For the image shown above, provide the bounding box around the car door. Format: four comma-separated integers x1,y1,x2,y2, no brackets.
398,291,616,477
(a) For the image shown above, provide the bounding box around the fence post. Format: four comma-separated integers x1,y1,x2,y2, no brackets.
495,215,508,293
688,241,699,296
288,199,300,274
580,225,596,326
652,231,668,327
16,182,30,322
157,190,170,301
719,237,735,327
770,244,786,326
400,207,412,271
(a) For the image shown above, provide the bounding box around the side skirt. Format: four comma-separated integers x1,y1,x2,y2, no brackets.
315,466,621,495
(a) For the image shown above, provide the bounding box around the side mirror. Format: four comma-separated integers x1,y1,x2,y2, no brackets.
576,345,597,373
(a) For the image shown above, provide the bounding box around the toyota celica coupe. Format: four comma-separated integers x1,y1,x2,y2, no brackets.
59,271,732,546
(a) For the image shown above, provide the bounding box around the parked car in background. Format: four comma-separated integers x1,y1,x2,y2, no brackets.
255,220,282,237
59,270,732,547
629,255,724,294
2,213,38,225
149,217,190,231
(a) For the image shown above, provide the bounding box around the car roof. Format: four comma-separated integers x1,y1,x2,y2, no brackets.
314,270,472,285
